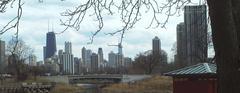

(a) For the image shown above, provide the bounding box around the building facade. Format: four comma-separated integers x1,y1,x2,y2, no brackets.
65,42,72,54
176,22,188,67
46,32,57,59
184,5,208,65
152,36,161,55
85,49,92,72
108,51,117,68
29,55,37,66
74,57,81,74
59,42,74,74
98,48,104,68
82,47,86,68
91,53,98,73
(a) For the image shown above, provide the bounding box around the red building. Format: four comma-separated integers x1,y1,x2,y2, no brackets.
164,63,217,93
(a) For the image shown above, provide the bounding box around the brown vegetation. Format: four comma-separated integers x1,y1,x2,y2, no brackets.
50,84,83,93
103,76,173,93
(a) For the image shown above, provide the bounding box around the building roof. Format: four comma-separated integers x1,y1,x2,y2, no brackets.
164,63,216,76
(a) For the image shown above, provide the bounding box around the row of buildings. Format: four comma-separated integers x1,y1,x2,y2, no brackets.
42,31,133,75
0,5,208,75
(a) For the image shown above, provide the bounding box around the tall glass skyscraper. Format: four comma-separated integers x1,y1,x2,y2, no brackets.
98,48,104,67
46,32,56,59
176,5,207,66
184,5,207,65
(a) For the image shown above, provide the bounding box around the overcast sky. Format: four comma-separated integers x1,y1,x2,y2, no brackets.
0,0,196,62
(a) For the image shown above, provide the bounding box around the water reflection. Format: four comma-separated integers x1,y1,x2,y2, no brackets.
77,84,102,93
82,88,101,93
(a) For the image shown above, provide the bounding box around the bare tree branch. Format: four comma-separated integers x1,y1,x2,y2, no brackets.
60,0,194,44
0,0,23,38
0,0,11,13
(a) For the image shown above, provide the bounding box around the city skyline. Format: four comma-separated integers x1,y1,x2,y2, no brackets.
0,1,209,62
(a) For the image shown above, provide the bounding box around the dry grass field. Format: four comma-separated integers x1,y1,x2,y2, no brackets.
103,75,173,93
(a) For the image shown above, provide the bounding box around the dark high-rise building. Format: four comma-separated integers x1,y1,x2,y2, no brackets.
0,40,5,73
74,57,81,74
82,47,86,65
177,5,207,66
152,36,161,55
98,48,104,68
46,32,56,59
58,49,64,72
176,22,188,67
91,53,98,73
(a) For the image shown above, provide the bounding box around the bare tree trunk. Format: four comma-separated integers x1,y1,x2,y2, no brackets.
207,0,240,93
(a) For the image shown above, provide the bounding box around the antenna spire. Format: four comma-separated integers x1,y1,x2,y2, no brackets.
52,22,54,32
48,19,49,32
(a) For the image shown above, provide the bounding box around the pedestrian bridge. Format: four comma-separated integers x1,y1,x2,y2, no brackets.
68,74,152,84
68,74,123,84
42,74,151,84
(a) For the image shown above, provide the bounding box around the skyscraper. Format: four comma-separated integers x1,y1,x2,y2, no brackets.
46,32,56,59
184,5,207,65
58,49,64,72
98,48,104,68
81,47,92,72
91,53,98,73
176,22,188,67
62,53,74,74
177,5,207,66
74,57,81,74
108,51,117,68
152,36,161,55
65,42,72,54
82,47,86,65
85,49,92,72
0,40,5,73
59,42,74,74
29,55,37,66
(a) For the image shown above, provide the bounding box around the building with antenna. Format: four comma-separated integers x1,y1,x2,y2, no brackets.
45,21,57,60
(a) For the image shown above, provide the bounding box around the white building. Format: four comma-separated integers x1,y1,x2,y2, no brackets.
29,55,37,66
59,42,74,74
108,51,117,68
98,48,104,68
